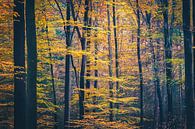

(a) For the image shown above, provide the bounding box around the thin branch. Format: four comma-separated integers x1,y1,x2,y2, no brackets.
70,0,82,39
127,0,147,22
127,0,137,15
53,0,65,22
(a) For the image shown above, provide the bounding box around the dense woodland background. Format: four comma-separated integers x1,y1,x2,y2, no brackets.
0,0,195,129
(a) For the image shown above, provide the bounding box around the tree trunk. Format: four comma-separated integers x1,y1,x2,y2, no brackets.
47,27,57,129
93,37,98,110
183,0,195,128
79,0,89,120
64,0,71,128
107,0,114,121
93,5,99,112
112,0,120,111
156,43,164,128
193,0,195,98
178,64,183,124
50,60,57,129
13,0,26,128
94,41,98,89
86,1,92,90
162,0,173,119
94,2,98,90
26,0,37,128
136,0,144,128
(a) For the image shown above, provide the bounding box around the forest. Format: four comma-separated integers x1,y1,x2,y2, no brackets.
0,0,195,129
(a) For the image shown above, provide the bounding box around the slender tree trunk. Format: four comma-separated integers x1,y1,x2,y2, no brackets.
94,37,98,103
93,5,98,112
178,64,183,123
50,61,57,129
156,41,164,128
64,0,71,128
13,0,26,128
26,0,37,128
94,41,98,89
136,0,144,127
94,2,98,90
79,0,89,120
162,0,173,120
107,0,114,121
79,54,86,120
183,0,195,128
112,0,120,111
86,1,92,90
193,0,195,98
86,54,91,89
46,25,57,129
